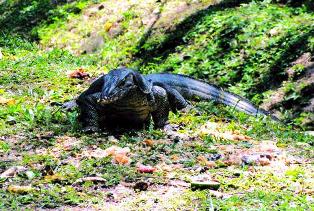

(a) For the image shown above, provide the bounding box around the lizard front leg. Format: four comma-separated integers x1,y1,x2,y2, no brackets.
151,86,171,128
77,92,103,133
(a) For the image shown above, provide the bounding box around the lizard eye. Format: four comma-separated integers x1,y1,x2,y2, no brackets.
118,80,126,88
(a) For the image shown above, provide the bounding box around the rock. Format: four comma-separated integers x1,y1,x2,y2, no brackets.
133,181,149,191
108,23,123,38
81,33,104,54
7,185,33,194
137,164,156,173
305,131,314,136
190,174,220,191
25,171,36,180
191,181,220,191
0,166,27,179
241,153,272,166
98,4,105,10
6,116,16,125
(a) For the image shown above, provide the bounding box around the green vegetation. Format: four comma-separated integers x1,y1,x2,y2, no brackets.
0,0,313,209
137,2,314,128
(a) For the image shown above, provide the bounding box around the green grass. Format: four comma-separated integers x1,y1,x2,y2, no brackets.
0,0,314,209
138,2,314,129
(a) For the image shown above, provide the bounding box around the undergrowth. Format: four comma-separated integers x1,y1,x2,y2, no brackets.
0,0,313,210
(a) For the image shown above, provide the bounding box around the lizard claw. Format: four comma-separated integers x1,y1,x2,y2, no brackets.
82,126,100,134
180,104,193,113
62,100,78,111
163,124,179,132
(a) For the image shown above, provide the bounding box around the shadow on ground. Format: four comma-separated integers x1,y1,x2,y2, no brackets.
134,0,251,66
0,0,81,40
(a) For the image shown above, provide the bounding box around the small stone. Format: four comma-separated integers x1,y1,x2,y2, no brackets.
108,136,119,143
25,171,35,180
98,4,104,10
191,181,220,191
190,174,220,191
133,181,149,191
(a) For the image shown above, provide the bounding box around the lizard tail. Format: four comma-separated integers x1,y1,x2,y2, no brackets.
146,73,276,119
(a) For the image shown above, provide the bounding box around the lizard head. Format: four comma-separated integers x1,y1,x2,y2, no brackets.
99,68,151,104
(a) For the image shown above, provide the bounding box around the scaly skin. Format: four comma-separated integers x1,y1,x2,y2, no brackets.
76,68,276,133
76,68,174,133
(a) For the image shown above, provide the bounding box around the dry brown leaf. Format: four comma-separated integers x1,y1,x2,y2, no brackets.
0,166,27,179
104,22,113,31
7,185,33,194
143,139,154,147
258,157,271,166
156,163,173,172
75,176,106,184
223,154,242,166
170,154,180,162
208,190,225,198
114,154,131,165
254,141,278,152
68,68,90,79
205,161,216,168
84,146,131,165
137,164,156,173
197,155,207,163
197,156,216,168
56,136,79,151
0,96,15,105
200,122,252,141
105,145,119,156
87,148,108,158
190,174,220,190
44,174,65,182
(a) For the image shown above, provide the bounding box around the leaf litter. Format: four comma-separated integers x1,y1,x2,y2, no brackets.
1,120,313,209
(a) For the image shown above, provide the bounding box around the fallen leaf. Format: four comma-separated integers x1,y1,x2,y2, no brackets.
68,68,90,79
104,22,113,32
241,153,272,166
190,174,220,191
106,145,130,156
155,163,173,172
197,156,216,168
207,190,225,198
170,154,180,162
7,185,33,194
25,171,36,180
74,176,106,184
0,166,27,179
269,28,280,36
137,164,156,173
88,148,109,158
143,139,154,147
223,154,242,166
44,174,65,182
85,146,131,165
200,122,252,141
0,96,15,105
108,136,119,144
258,157,271,166
114,154,131,165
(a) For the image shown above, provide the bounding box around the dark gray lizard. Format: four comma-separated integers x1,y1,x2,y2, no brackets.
74,67,275,133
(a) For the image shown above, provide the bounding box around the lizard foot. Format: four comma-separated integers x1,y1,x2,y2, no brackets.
163,124,179,132
62,100,78,111
180,104,194,114
82,126,100,134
